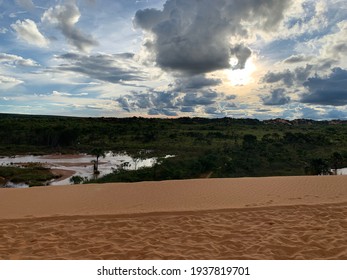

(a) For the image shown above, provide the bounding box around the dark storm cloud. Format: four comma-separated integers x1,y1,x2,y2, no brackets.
230,44,252,70
295,64,314,81
117,91,179,116
180,106,195,113
134,0,291,74
205,107,223,115
261,88,291,106
263,70,294,86
148,108,178,116
301,68,347,106
134,8,164,30
148,108,160,115
55,53,146,83
181,91,218,107
116,89,230,116
263,65,313,87
173,75,222,91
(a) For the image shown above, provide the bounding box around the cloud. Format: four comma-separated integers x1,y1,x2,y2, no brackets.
117,91,179,116
11,19,49,47
301,67,347,106
0,53,39,67
117,89,234,117
42,3,98,52
15,0,35,10
320,20,347,61
0,75,23,89
0,27,8,34
49,90,89,97
326,109,347,120
261,88,291,106
55,52,147,84
263,64,313,87
226,94,237,100
181,91,218,107
299,106,323,120
295,64,314,81
283,54,311,64
180,106,195,113
263,69,294,87
173,75,222,91
276,0,329,40
134,0,291,75
134,8,164,30
230,44,252,70
9,11,28,19
205,106,226,117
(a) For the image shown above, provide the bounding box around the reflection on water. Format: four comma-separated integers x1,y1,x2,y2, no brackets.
0,152,161,188
2,181,29,188
336,168,347,175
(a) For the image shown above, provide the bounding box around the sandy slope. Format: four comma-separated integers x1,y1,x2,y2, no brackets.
0,176,347,259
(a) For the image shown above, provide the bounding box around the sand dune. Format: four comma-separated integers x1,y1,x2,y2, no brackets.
0,176,347,259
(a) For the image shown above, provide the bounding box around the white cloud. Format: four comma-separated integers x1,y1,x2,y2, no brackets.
52,90,72,97
320,20,347,62
293,19,347,70
11,19,49,47
256,0,328,42
0,53,39,67
0,74,23,89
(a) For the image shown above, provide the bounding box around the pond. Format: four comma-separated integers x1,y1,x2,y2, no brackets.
0,152,164,188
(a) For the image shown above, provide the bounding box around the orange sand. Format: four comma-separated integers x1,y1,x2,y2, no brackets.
0,176,346,259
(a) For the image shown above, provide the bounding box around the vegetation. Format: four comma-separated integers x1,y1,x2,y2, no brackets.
0,164,58,187
69,175,86,185
0,113,347,185
90,148,106,174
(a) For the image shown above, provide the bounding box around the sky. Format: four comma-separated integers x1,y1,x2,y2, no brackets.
0,0,347,119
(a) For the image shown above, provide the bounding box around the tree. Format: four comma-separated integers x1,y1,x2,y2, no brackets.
242,134,257,150
70,175,85,184
91,148,105,174
331,152,343,175
309,158,330,175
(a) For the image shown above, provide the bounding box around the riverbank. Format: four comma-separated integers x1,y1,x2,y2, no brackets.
0,176,347,259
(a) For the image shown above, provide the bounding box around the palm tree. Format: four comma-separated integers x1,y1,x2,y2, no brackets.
91,148,105,175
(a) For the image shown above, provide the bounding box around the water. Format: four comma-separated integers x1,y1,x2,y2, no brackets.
2,181,29,188
336,168,347,175
0,152,161,188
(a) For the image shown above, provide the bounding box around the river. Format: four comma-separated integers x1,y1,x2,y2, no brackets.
0,152,162,188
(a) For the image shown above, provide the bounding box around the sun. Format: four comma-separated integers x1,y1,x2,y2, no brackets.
227,57,256,86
